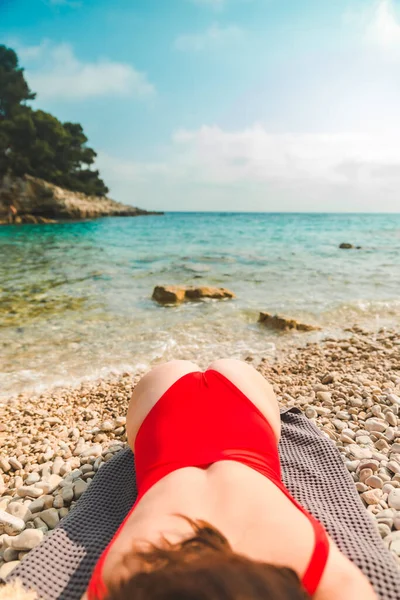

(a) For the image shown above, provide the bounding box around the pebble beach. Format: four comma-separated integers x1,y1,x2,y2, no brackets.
1,326,400,581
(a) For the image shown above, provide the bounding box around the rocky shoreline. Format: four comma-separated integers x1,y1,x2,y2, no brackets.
0,175,162,224
0,327,399,579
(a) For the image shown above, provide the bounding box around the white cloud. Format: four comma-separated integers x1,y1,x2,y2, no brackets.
98,125,400,211
175,23,244,52
345,0,400,57
14,41,155,101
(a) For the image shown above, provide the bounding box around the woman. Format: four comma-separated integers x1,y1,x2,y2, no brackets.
86,359,377,600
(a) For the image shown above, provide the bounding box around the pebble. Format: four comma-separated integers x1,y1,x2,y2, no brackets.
35,474,62,495
388,489,400,510
24,472,40,486
73,479,88,500
16,486,43,499
0,560,20,578
8,528,44,550
100,420,114,432
378,523,391,538
39,508,59,530
0,457,11,473
3,547,19,562
0,510,26,535
365,475,383,489
347,445,372,460
61,486,74,504
305,407,317,419
361,489,383,505
365,418,388,433
387,461,400,475
53,495,64,509
6,502,32,523
28,498,44,514
8,457,23,471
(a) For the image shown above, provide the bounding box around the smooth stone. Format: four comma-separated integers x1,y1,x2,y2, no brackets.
52,457,64,476
387,393,400,406
388,489,400,510
33,517,48,532
53,495,64,509
59,463,71,477
3,547,19,562
35,474,62,495
80,444,102,458
316,391,332,403
357,460,379,473
6,502,32,523
305,407,317,419
8,457,23,471
0,457,11,473
356,482,368,493
28,498,44,514
16,486,42,499
387,461,400,475
39,508,59,530
356,435,373,446
73,479,88,500
365,418,388,433
385,412,398,427
378,523,391,538
42,495,55,509
0,560,20,578
394,515,400,530
9,528,44,550
24,472,40,486
0,510,25,535
347,445,372,460
365,475,383,489
359,468,373,483
361,489,383,505
58,508,69,519
345,460,360,472
61,486,74,504
390,538,400,555
0,497,12,511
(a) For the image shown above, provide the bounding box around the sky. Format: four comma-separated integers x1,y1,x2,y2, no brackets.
1,0,400,212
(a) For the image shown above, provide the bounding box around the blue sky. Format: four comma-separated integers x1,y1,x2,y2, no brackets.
1,0,400,211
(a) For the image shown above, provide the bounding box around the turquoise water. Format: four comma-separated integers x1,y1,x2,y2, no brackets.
1,212,399,397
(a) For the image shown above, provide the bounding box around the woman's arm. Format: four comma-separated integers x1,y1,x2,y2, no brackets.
315,542,378,600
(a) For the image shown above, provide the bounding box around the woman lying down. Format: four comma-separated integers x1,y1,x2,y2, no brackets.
83,359,377,600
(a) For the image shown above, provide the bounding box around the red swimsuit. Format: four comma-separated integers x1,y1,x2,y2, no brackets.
87,370,329,599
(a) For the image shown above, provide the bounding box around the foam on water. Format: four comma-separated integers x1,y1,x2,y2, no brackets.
1,212,399,397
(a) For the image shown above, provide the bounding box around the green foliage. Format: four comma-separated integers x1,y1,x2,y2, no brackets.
0,44,109,196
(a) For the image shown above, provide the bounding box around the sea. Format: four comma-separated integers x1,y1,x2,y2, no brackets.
1,212,399,398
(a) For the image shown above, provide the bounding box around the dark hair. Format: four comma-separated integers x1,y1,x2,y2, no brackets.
105,517,311,600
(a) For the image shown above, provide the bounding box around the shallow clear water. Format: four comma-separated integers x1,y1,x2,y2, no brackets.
1,212,399,397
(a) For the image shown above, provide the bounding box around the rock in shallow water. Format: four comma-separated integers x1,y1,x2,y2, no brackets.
258,312,321,332
152,285,235,305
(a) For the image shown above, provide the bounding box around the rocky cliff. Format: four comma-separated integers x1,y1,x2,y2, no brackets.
0,175,161,224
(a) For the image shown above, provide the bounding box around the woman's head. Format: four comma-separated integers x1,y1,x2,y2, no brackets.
105,517,311,600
